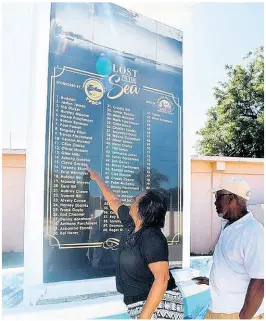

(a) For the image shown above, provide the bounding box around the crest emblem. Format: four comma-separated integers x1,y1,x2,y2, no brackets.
157,96,173,114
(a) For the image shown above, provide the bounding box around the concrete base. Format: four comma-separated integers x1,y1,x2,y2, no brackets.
4,295,127,320
23,267,198,306
4,268,209,320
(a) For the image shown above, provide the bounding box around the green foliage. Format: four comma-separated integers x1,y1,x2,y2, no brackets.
196,46,264,158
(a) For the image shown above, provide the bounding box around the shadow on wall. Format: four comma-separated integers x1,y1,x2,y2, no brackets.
190,251,213,256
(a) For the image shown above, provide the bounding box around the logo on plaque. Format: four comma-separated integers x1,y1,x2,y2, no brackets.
84,78,104,105
157,96,173,114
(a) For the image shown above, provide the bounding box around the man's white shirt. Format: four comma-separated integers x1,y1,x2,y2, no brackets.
209,212,264,316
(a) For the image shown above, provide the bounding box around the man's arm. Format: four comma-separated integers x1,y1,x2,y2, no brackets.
239,279,264,319
138,261,169,319
86,167,123,216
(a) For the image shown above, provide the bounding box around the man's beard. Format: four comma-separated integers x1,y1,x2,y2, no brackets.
217,212,225,218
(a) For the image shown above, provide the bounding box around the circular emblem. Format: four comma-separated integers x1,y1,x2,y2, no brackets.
84,79,104,104
157,96,173,114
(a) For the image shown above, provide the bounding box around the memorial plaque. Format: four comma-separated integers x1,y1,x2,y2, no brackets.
44,3,183,283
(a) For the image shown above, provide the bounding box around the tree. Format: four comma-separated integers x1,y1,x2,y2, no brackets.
131,167,169,190
196,46,264,158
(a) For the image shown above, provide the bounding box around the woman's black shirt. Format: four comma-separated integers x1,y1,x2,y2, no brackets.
116,205,176,305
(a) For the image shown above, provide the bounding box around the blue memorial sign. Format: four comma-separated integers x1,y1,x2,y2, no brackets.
43,3,183,283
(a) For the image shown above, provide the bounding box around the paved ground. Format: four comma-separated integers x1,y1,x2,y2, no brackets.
2,256,212,319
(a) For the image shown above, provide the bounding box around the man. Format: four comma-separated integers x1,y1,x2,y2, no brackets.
193,177,264,319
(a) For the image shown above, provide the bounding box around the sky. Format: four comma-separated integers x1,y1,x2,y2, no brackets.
2,2,264,154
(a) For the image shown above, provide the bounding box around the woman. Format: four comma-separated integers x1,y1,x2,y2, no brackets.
87,167,183,319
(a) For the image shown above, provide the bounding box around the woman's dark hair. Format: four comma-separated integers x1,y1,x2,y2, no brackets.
138,189,169,228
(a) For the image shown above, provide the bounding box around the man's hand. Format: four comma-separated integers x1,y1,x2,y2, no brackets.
192,277,209,285
86,166,101,182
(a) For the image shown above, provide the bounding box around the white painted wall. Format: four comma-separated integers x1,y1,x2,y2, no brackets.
2,3,35,149
2,152,26,252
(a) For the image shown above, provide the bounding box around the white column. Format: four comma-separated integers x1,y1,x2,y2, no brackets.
23,2,51,305
182,103,191,269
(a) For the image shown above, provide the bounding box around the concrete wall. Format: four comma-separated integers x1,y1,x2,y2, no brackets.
191,156,264,254
2,151,264,253
2,150,26,252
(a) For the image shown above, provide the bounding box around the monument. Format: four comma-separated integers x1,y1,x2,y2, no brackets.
24,2,189,304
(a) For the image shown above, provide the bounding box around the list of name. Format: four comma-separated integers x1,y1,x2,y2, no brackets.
51,78,95,239
103,104,142,232
48,71,178,245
